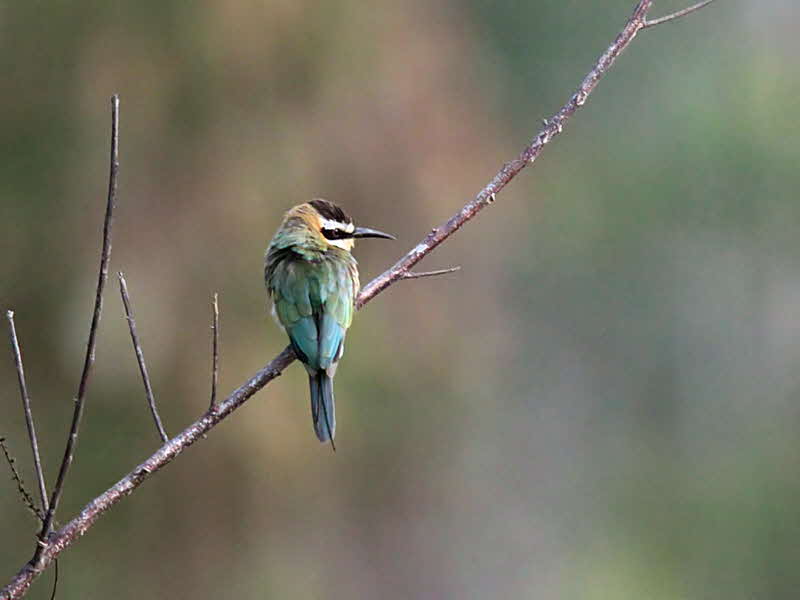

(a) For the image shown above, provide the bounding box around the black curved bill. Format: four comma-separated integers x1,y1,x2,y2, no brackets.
352,226,395,240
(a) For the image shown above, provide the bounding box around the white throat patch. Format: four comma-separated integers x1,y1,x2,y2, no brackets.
319,217,355,250
328,238,354,250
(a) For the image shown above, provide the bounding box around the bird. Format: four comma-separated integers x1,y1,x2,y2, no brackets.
265,199,394,447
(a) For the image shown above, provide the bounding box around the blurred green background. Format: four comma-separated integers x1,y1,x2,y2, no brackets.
2,1,799,598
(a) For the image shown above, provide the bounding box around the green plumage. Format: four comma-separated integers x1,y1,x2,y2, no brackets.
265,212,359,444
268,255,356,368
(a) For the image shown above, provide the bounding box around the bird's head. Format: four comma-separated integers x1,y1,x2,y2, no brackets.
283,199,395,252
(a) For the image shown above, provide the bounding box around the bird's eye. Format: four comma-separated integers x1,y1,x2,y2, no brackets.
321,228,351,240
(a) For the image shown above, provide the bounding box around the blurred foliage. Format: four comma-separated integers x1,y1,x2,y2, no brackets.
2,0,800,598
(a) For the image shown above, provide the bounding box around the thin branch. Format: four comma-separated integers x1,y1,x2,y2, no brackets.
2,1,718,596
355,0,656,306
209,293,220,410
0,438,43,522
643,0,715,28
401,266,461,280
1,348,295,600
118,272,169,443
6,311,48,513
49,562,57,600
33,94,120,567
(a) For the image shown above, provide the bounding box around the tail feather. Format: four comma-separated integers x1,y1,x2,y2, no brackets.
309,371,336,446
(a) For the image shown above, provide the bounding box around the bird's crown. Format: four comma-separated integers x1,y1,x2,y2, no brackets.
276,199,395,253
307,198,356,240
279,199,355,250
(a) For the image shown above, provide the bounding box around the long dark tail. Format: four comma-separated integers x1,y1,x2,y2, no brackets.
309,371,336,447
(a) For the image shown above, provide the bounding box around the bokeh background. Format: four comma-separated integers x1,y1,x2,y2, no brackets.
2,1,799,598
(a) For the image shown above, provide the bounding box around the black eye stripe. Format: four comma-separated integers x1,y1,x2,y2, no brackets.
321,228,352,240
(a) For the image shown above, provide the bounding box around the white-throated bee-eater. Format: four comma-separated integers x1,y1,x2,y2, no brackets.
265,199,394,447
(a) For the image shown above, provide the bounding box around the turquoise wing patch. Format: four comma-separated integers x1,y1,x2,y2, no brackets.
317,263,355,368
318,312,344,369
267,254,357,370
287,315,318,366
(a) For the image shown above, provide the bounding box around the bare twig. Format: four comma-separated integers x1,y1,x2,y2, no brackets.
49,562,57,600
6,311,48,513
209,293,219,410
643,0,715,28
1,348,294,600
33,94,120,567
118,272,169,443
1,2,718,596
0,438,43,522
401,266,461,280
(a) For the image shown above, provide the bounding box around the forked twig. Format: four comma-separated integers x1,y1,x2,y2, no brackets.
118,272,169,443
33,94,120,566
6,311,48,514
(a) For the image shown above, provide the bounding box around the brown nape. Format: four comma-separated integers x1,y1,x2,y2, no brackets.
309,199,353,224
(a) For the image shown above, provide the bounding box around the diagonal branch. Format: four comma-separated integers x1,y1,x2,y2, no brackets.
118,272,169,443
33,94,120,567
6,311,48,514
401,266,461,280
1,1,718,597
643,0,716,28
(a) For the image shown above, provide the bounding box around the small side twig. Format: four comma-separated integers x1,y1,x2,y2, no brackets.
643,0,715,28
34,94,120,566
401,266,461,280
209,293,219,410
6,311,48,514
0,438,43,522
118,272,168,443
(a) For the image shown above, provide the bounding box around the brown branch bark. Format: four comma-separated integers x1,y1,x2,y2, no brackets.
6,311,48,514
32,94,119,568
401,266,461,280
118,272,169,443
643,0,716,28
0,1,716,597
33,95,119,568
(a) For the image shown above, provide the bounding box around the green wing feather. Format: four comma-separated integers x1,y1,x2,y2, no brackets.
267,252,357,371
